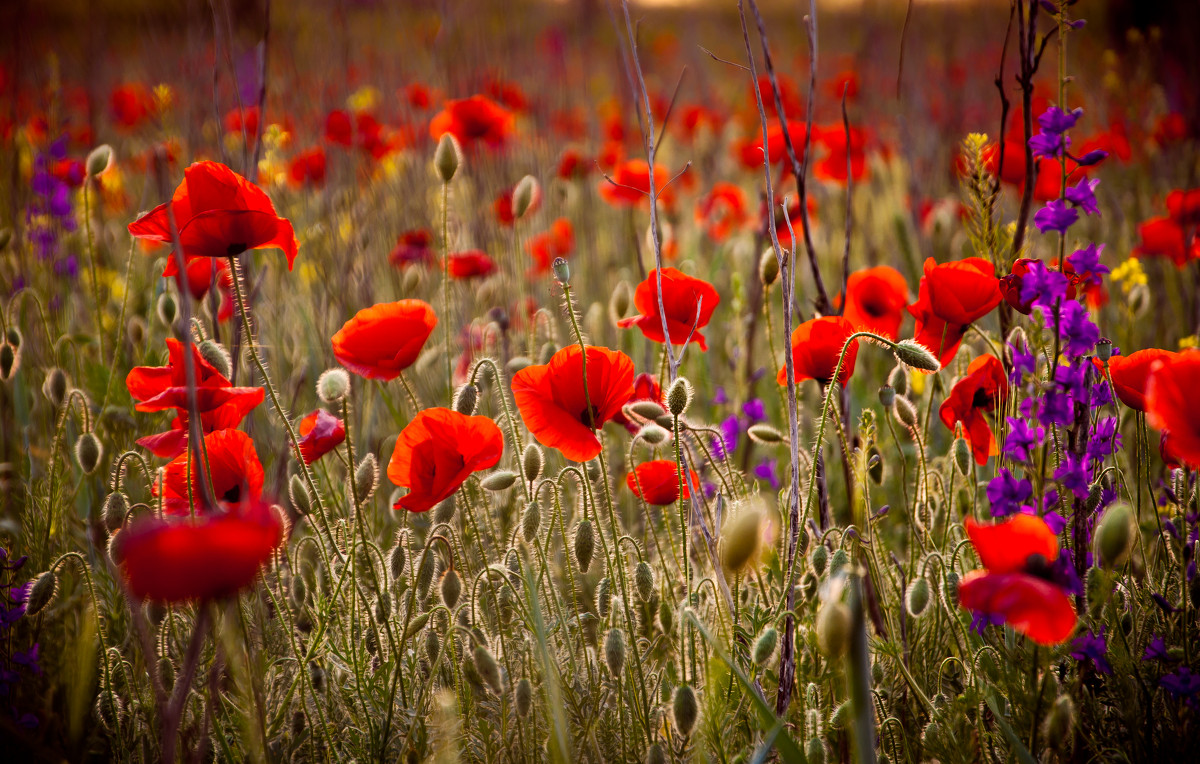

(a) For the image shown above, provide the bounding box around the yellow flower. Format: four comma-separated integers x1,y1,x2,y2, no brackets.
347,86,381,114
1179,335,1199,351
1110,257,1147,295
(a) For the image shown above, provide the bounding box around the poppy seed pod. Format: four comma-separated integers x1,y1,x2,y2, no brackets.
197,339,232,380
453,383,479,415
102,491,129,532
604,627,625,677
354,454,379,504
0,343,16,381
596,577,612,619
434,133,461,183
482,470,518,491
552,256,571,285
1095,337,1113,362
953,437,971,477
573,520,595,573
75,432,103,475
522,443,544,483
906,577,931,617
753,626,778,665
747,423,785,444
759,249,780,286
666,377,693,417
672,684,698,737
440,568,462,609
473,645,503,694
86,144,113,177
634,561,654,601
1095,503,1135,569
893,395,918,428
290,474,312,515
877,384,895,408
44,368,68,409
26,570,58,616
810,545,829,577
315,369,350,404
816,601,851,659
512,175,540,220
893,339,941,372
658,598,674,635
156,292,177,328
720,507,763,574
515,678,533,717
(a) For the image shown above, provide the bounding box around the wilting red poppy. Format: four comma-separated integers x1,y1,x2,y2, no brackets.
128,161,298,270
512,345,635,462
387,407,504,512
288,147,327,188
331,300,437,380
158,428,264,515
1146,353,1200,468
626,460,697,506
617,268,720,350
1093,349,1178,412
1135,216,1200,268
958,515,1076,645
297,409,346,465
778,316,859,388
907,257,1000,368
695,182,749,241
445,251,497,279
526,218,575,275
612,373,664,434
119,499,281,602
841,266,910,339
429,95,515,150
939,354,1007,465
388,229,435,268
598,159,676,208
110,83,155,130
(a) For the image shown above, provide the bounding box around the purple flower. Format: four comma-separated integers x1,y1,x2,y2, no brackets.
742,398,766,422
1054,453,1090,498
712,415,740,461
1076,149,1108,166
1087,416,1121,460
1034,199,1079,234
1071,628,1112,674
1041,509,1068,535
1037,106,1084,136
970,611,1006,637
753,458,780,490
1003,417,1045,462
1064,177,1101,216
712,386,729,405
1068,243,1109,286
1041,389,1075,427
1055,301,1100,358
987,469,1033,517
1091,380,1114,408
1009,340,1037,384
1161,667,1200,704
1019,260,1070,311
1053,361,1088,398
1143,636,1174,663
1029,130,1068,159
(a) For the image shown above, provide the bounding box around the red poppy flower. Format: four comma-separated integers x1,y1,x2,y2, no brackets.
157,428,264,515
512,345,635,462
445,251,497,279
939,354,1007,465
119,499,281,602
957,515,1076,645
978,139,1029,188
626,460,697,506
388,229,435,268
170,256,229,302
612,373,664,434
325,109,354,146
223,106,259,137
386,407,504,512
404,83,435,110
297,409,346,465
1153,112,1189,146
1167,189,1200,226
484,77,529,112
732,122,807,171
907,257,1000,368
526,218,575,275
841,266,910,339
1135,216,1200,268
999,258,1084,315
617,268,720,350
1093,349,1178,412
428,95,515,150
695,182,750,241
812,124,868,184
749,73,804,119
778,316,859,388
128,161,298,270
1146,353,1200,468
493,183,542,226
288,147,327,188
557,148,589,180
110,83,155,130
331,300,437,381
598,159,676,208
764,196,819,248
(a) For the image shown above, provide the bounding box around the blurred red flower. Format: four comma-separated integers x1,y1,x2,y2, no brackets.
598,159,676,208
778,316,859,388
158,428,264,515
526,218,575,275
626,460,696,506
429,95,515,150
1134,216,1200,267
288,147,326,188
695,182,749,242
617,268,720,350
331,300,438,380
446,250,497,279
387,408,504,512
388,229,435,268
1146,353,1200,468
110,83,156,131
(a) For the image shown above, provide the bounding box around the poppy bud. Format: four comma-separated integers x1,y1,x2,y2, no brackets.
585,459,602,482
816,601,851,659
953,437,971,477
830,700,852,729
1095,503,1135,569
86,144,113,177
424,628,441,663
1043,694,1076,751
402,266,423,294
354,454,378,504
102,491,129,532
107,528,128,566
157,655,176,688
810,545,829,577
758,249,780,286
942,570,959,601
453,383,478,415
197,339,231,380
440,568,462,609
512,175,540,220
646,743,666,764
573,519,595,573
596,577,612,619
289,474,311,515
522,443,544,483
415,552,436,601
156,292,177,328
672,684,698,737
666,377,693,417
521,500,541,542
604,627,626,677
747,423,785,444
867,445,884,484
1128,283,1149,317
876,385,896,408
43,368,68,409
634,561,654,601
893,395,918,429
127,316,146,346
0,343,16,381
473,645,503,694
291,711,306,737
291,574,307,608
720,507,763,574
515,677,533,717
610,280,633,322
365,627,379,656
433,497,456,523
312,368,349,404
800,571,819,601
893,339,941,373
403,612,431,640
629,400,668,421
434,133,461,183
1095,338,1113,362
94,695,123,731
806,739,828,764
829,548,849,578
75,432,103,475
753,626,778,665
27,570,58,616
309,662,326,692
552,257,571,284
658,598,674,635
906,577,931,617
482,470,518,491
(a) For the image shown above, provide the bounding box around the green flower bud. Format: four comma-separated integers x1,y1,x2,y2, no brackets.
810,545,829,577
906,577,931,617
759,248,780,286
86,144,113,177
0,343,16,381
102,491,129,532
645,742,666,764
353,453,378,504
290,474,311,515
482,470,518,491
805,739,826,764
27,571,58,616
573,520,595,573
604,627,626,677
75,432,103,475
415,552,436,601
610,280,633,322
512,175,540,220
658,598,674,636
639,423,670,445
1043,694,1076,752
630,400,668,421
753,626,778,665
634,561,654,601
672,684,698,737
433,497,456,524
197,339,231,379
816,601,851,659
434,133,461,183
290,574,307,608
953,437,971,477
473,645,503,694
893,339,940,372
666,377,693,417
828,548,849,578
440,568,462,610
515,677,533,717
888,364,908,397
317,368,351,403
1095,503,1135,569
521,500,541,543
453,383,479,415
596,577,612,619
156,291,177,328
43,368,68,409
523,443,544,483
893,395,918,428
747,423,785,444
720,507,763,574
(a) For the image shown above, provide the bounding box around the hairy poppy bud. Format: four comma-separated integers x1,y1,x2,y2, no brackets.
1044,694,1076,751
552,257,571,284
953,437,971,477
415,552,436,601
102,491,129,532
0,343,16,381
639,423,670,445
759,249,780,286
107,528,128,566
197,339,231,380
1095,338,1113,362
1095,503,1135,569
585,459,602,482
515,678,533,717
515,498,539,541
893,339,940,373
672,685,698,737
610,280,633,323
943,570,959,601
291,574,307,608
434,133,461,183
888,364,908,397
512,175,539,220
893,395,918,429
810,545,829,577
906,577,931,617
94,695,123,731
86,144,113,177
830,700,852,729
629,400,667,421
44,368,68,409
806,738,827,764
645,742,666,764
753,626,778,665
658,598,674,635
440,568,462,610
596,577,612,619
424,628,441,664
666,377,693,417
482,470,518,491
75,432,103,475
473,645,503,694
433,497,456,523
403,612,431,641
573,520,595,573
522,443,543,483
354,453,378,504
634,561,654,601
453,383,479,415
27,571,58,616
156,292,177,327
290,474,311,515
747,423,785,444
309,662,326,692
800,571,819,601
720,507,763,574
604,627,626,677
816,601,851,659
829,548,849,578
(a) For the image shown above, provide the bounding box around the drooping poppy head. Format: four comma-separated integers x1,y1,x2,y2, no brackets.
617,268,720,351
1146,353,1200,468
512,345,636,462
386,407,504,512
626,460,697,506
778,316,859,388
445,251,497,279
598,159,675,208
119,498,282,603
331,300,437,380
428,95,515,150
158,428,265,515
127,161,299,269
695,182,750,242
612,372,664,434
841,266,910,340
1095,348,1178,412
297,409,346,465
939,354,1008,465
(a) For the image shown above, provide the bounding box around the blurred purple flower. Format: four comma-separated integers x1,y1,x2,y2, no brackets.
1071,628,1112,674
1065,177,1100,216
1034,199,1079,234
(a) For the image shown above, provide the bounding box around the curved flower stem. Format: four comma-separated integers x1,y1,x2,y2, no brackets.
100,240,137,413
83,181,105,362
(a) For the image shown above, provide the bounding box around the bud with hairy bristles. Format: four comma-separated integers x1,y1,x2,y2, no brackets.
753,626,779,665
156,292,177,327
515,678,533,717
573,520,595,573
434,133,461,183
610,280,633,322
433,497,456,524
666,377,693,417
596,577,612,619
672,685,698,737
806,738,827,764
521,500,541,542
1095,503,1135,569
473,645,503,694
747,423,785,444
759,249,780,286
1044,694,1076,752
646,743,666,764
953,437,971,476
800,571,819,601
630,400,667,421
829,548,849,577
658,598,674,635
638,423,670,445
291,574,307,608
810,545,829,577
75,432,103,475
44,368,68,408
317,368,350,403
522,443,543,483
816,601,851,659
604,627,626,677
424,628,441,663
720,506,763,574
0,343,16,381
415,552,436,600
86,144,113,177
634,561,654,601
453,384,478,415
107,528,128,566
440,568,462,609
27,571,58,616
354,454,378,504
482,470,518,491
289,474,311,515
512,175,540,220
197,339,231,379
888,364,908,397
103,492,129,532
893,395,918,428
893,339,940,372
906,577,931,617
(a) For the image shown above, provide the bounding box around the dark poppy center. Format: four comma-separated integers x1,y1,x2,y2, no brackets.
1024,552,1053,581
972,388,993,409
222,484,242,504
578,404,602,429
227,243,248,256
862,296,890,318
